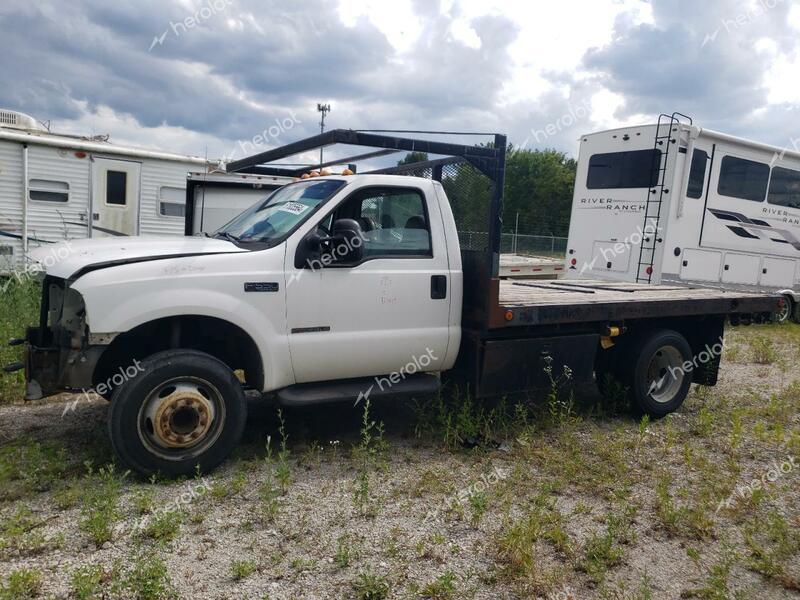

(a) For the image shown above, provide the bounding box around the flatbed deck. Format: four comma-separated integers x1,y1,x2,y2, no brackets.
497,279,781,327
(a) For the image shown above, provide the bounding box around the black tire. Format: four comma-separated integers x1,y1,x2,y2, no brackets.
620,330,693,418
108,349,247,477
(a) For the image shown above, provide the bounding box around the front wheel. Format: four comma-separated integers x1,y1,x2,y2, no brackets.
622,330,694,418
108,349,247,477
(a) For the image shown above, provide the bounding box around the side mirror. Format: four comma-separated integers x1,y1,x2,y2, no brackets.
293,219,365,270
330,218,364,264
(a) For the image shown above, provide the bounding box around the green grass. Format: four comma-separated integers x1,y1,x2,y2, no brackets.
230,559,257,580
0,567,41,600
0,278,40,403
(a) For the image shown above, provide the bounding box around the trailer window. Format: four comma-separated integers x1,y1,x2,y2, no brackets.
28,179,69,203
717,156,769,202
767,166,800,210
686,150,709,199
159,186,186,217
106,171,127,206
586,149,662,189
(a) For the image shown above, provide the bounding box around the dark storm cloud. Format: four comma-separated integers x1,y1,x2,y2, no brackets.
582,0,800,145
0,0,796,157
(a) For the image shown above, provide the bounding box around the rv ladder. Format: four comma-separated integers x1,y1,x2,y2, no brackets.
635,112,693,283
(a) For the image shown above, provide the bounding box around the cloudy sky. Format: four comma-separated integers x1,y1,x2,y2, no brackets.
1,0,799,165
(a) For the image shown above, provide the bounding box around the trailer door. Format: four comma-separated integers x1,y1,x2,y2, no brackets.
91,157,141,237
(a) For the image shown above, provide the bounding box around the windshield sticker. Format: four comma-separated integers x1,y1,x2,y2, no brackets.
279,202,310,216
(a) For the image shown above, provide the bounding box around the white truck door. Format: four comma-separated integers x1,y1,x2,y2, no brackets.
284,183,451,383
91,157,141,237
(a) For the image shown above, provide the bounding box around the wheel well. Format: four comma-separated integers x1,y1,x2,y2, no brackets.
93,316,265,391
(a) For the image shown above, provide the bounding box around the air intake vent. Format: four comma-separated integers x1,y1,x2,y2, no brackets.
0,109,43,131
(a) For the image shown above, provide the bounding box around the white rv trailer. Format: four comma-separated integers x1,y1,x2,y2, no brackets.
0,109,215,272
566,114,800,322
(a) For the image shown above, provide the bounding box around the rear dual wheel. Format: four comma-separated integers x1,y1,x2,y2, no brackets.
597,329,694,418
108,350,247,477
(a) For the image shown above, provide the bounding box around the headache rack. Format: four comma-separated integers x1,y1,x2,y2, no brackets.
209,128,509,331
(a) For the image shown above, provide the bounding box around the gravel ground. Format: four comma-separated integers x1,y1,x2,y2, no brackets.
0,323,798,599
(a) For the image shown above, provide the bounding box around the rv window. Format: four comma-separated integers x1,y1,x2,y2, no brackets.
106,171,127,206
717,156,769,202
686,150,709,199
586,149,661,189
28,179,69,203
767,167,800,210
159,186,186,217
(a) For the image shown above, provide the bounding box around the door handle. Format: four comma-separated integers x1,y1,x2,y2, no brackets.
431,275,447,300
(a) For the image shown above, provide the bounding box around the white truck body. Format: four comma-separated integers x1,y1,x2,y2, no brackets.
566,120,800,316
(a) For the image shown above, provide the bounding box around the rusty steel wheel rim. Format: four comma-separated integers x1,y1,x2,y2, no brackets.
138,376,226,461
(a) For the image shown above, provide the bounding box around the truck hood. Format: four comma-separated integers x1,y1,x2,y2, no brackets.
28,236,247,279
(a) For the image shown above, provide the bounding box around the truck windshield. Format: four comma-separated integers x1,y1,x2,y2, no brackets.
215,179,347,244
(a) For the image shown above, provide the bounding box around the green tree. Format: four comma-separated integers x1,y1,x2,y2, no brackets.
397,151,429,166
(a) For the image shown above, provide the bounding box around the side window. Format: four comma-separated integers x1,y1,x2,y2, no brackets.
29,179,69,203
767,166,800,210
717,156,769,202
159,186,186,217
686,149,709,199
106,171,127,206
335,187,432,258
586,149,662,189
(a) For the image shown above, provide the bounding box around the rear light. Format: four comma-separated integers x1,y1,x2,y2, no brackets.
646,267,653,275
571,258,577,266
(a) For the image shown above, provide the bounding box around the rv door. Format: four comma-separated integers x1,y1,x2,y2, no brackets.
91,157,141,237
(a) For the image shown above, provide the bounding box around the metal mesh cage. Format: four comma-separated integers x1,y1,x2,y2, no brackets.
391,160,493,252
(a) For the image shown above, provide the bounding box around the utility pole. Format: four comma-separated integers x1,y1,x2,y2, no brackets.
317,103,331,168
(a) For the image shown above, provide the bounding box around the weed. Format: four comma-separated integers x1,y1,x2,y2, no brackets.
352,568,390,600
0,567,41,600
230,559,257,580
421,570,457,599
335,534,351,568
353,398,386,516
123,553,175,600
743,510,800,589
275,409,292,492
468,490,489,526
79,464,124,546
750,336,777,364
70,564,113,600
0,440,69,501
140,509,184,543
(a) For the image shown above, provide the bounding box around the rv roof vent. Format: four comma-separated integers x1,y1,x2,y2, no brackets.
0,109,44,131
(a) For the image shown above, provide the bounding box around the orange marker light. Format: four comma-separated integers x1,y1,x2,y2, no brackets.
505,310,514,322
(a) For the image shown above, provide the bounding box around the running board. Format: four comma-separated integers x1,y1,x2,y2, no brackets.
276,373,441,406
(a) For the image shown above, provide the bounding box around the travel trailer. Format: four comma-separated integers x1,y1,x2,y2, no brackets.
566,114,800,322
0,109,214,271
